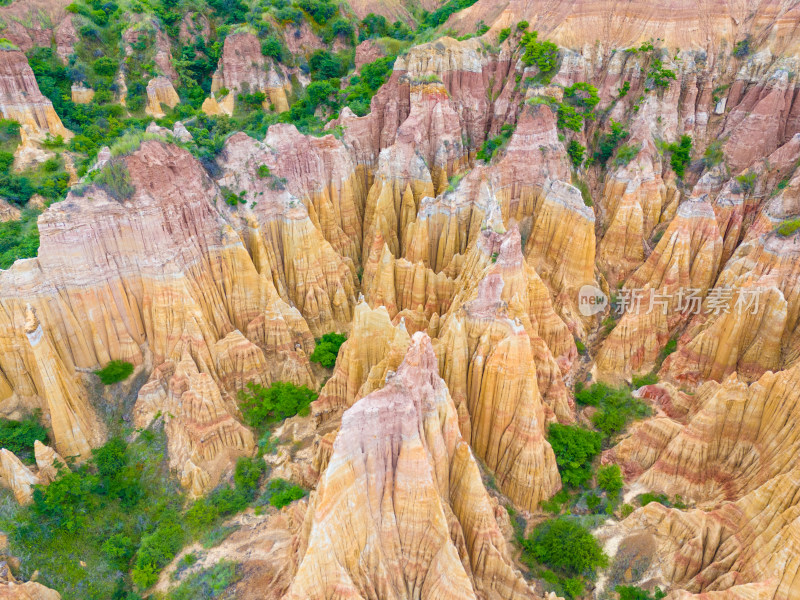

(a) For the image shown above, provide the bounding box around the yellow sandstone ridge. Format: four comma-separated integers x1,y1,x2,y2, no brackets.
285,332,539,600
0,448,38,505
311,300,410,423
207,33,291,114
144,76,180,118
33,440,64,484
595,198,723,382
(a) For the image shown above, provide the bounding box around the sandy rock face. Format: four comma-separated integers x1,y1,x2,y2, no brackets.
0,50,70,140
209,32,291,113
69,84,93,104
285,332,538,600
0,448,38,505
0,581,62,599
0,199,20,223
596,197,723,382
144,76,180,118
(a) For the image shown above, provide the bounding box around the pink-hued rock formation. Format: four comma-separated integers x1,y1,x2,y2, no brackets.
285,333,539,600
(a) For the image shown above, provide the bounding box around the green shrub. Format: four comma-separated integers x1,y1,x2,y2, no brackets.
564,81,600,111
735,171,757,193
733,37,751,58
521,31,559,80
639,492,669,507
547,424,602,488
703,140,724,167
613,143,641,167
522,517,608,576
621,503,634,517
540,489,571,514
422,0,480,28
648,58,676,89
257,164,271,178
476,124,515,161
92,56,118,77
102,533,135,569
93,160,135,202
631,372,658,388
776,218,800,237
238,381,317,429
94,360,134,385
261,35,286,61
0,411,48,458
616,585,666,600
575,338,587,355
166,561,238,599
310,332,346,368
498,28,511,43
567,140,585,168
575,383,651,438
557,104,583,131
233,456,264,501
618,81,631,97
597,464,623,500
517,21,529,31
666,135,692,178
658,336,678,363
595,120,629,166
260,478,306,508
132,520,186,589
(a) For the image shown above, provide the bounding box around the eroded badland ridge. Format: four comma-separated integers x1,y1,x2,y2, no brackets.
0,0,799,598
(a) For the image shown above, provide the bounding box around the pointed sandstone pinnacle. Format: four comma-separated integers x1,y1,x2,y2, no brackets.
661,226,800,385
144,76,179,118
311,300,410,424
0,449,39,505
436,265,563,510
134,354,255,498
0,49,72,141
22,305,105,461
285,332,538,600
33,441,66,485
595,197,723,383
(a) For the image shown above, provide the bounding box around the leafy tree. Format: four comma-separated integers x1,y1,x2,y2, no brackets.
521,31,559,79
238,381,318,429
564,81,599,111
308,50,347,80
261,35,285,61
557,104,583,131
648,58,676,89
666,134,692,178
597,464,623,500
594,120,629,165
498,27,511,43
523,517,608,576
262,478,306,508
310,332,346,368
547,424,602,487
94,360,134,384
233,456,264,501
0,412,48,457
